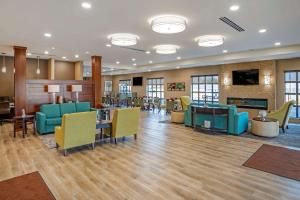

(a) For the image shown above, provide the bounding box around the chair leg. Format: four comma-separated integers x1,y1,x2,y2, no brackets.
282,127,285,133
91,143,95,150
56,143,59,148
122,136,125,142
114,138,117,144
63,149,68,156
134,134,137,140
286,125,289,129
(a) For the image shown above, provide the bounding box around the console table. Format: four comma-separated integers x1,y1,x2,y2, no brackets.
191,106,229,133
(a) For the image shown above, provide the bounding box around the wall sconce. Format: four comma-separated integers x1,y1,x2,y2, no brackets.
223,77,230,86
264,75,271,85
48,85,60,104
71,85,82,103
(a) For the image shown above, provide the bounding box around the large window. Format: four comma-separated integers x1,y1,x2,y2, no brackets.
104,81,112,96
285,71,300,118
119,80,131,94
191,75,219,104
146,78,164,98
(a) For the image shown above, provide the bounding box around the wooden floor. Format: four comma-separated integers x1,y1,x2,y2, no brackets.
0,111,300,200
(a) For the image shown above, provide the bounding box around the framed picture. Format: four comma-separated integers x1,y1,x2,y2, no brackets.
167,82,185,91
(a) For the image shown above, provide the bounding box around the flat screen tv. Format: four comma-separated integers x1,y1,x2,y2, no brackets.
132,77,143,86
232,69,259,85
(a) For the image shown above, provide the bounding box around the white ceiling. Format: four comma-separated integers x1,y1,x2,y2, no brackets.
1,0,300,75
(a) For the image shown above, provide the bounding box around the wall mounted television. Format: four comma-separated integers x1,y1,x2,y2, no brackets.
232,69,259,85
132,77,143,86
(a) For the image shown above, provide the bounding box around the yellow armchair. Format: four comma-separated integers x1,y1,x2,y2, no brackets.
112,107,140,144
180,96,192,111
55,111,97,156
267,100,295,133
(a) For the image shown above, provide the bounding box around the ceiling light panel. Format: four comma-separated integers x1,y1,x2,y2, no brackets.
149,15,188,34
195,35,224,47
108,33,140,46
153,44,180,54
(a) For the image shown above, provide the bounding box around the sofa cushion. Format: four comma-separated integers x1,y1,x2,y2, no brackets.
60,103,76,116
41,104,61,118
46,117,61,125
76,102,91,112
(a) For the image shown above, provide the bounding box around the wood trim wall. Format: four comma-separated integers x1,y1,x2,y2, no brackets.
26,80,94,113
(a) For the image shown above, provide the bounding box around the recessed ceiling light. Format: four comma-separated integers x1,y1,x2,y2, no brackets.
145,51,151,54
108,33,139,46
106,44,112,47
27,52,32,56
149,60,153,64
103,69,106,72
177,56,181,60
149,15,188,34
44,51,49,55
51,47,55,50
274,42,281,46
133,63,137,66
44,33,52,38
230,5,240,11
223,50,228,53
111,68,114,71
153,44,180,54
176,66,180,69
195,35,224,47
116,61,120,64
132,58,136,61
148,69,152,72
62,56,67,59
75,54,79,58
81,2,92,9
259,29,267,33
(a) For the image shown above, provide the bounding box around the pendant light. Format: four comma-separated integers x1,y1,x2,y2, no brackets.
36,56,41,75
1,53,7,73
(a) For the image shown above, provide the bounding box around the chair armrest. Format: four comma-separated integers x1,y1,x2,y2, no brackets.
90,108,97,111
54,126,64,147
233,112,249,134
36,112,46,133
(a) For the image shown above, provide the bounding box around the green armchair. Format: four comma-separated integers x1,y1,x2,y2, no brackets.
55,111,97,156
267,100,295,133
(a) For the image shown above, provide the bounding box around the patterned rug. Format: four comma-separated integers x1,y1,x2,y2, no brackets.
38,134,56,149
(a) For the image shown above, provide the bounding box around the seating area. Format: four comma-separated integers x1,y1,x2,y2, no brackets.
1,1,300,199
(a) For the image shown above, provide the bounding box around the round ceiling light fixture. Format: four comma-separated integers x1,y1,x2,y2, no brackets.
153,44,180,54
149,15,188,34
194,35,224,47
108,33,140,46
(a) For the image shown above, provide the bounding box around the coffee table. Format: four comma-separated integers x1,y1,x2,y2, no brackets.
96,120,112,143
251,117,279,137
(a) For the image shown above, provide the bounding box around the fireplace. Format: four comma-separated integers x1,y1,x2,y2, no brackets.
227,97,268,110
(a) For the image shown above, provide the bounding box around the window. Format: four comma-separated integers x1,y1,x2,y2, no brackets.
191,75,219,104
284,71,300,118
119,80,131,94
104,81,112,95
146,78,164,98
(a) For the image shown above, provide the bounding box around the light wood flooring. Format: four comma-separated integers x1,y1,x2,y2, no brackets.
0,111,300,200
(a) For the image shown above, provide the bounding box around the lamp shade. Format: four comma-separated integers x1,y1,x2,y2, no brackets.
48,85,60,93
71,85,82,92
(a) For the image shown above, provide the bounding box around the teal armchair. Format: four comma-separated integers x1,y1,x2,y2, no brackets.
184,103,248,135
36,102,94,134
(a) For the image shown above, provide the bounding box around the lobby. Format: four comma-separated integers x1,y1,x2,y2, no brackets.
0,0,300,199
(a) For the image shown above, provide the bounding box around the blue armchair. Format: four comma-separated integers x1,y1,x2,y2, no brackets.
184,103,248,135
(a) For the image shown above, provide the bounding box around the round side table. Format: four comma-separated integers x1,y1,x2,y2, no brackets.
251,117,279,137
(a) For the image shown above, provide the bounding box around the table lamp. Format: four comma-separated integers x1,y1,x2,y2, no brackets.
48,85,60,104
71,85,82,103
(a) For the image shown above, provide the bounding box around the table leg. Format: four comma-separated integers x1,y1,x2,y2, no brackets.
33,119,36,135
22,120,25,138
14,122,16,138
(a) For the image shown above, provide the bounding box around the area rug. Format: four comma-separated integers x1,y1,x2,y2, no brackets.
243,144,300,181
0,171,56,200
240,124,300,148
38,134,56,149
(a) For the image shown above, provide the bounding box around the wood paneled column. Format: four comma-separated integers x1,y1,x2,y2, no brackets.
14,46,27,116
48,58,55,80
75,61,83,80
91,56,102,108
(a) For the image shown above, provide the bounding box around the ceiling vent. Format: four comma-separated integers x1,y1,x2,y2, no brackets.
219,17,245,32
119,46,146,53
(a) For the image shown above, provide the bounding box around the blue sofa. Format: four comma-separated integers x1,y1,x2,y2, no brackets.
36,102,94,134
184,103,249,135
